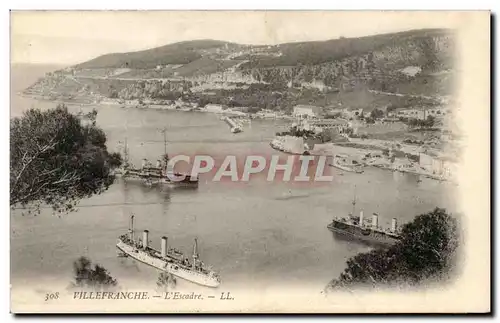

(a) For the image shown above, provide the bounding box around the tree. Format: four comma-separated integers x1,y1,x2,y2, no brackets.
327,208,459,290
386,104,397,114
424,115,436,128
370,108,385,120
10,104,122,213
70,256,118,290
156,272,177,291
406,118,419,129
365,117,375,124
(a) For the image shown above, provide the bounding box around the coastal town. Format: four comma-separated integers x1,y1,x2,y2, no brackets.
270,100,460,183
22,62,460,184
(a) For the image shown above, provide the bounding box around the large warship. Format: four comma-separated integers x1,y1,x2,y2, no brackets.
116,215,220,288
327,190,402,246
120,156,199,187
115,135,198,187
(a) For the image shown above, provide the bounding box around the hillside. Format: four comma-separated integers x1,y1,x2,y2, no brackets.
76,29,453,71
76,39,239,69
242,28,451,69
23,28,456,111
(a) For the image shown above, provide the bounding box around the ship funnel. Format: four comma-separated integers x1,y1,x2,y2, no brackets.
359,210,364,227
372,214,378,229
143,230,149,249
156,160,162,168
391,218,397,232
161,236,168,258
141,159,148,169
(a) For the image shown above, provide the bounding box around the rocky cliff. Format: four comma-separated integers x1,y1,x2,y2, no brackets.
240,32,454,91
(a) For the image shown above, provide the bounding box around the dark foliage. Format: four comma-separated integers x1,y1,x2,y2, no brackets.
156,272,177,291
329,208,459,290
71,256,118,290
10,104,122,213
276,126,315,138
370,108,385,120
406,115,436,129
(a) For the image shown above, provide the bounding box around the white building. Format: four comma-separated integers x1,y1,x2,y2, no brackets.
205,104,225,113
397,107,448,120
271,136,306,154
397,108,426,120
256,109,279,118
419,153,457,179
292,105,323,118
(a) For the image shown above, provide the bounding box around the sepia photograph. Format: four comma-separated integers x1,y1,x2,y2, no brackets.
9,10,490,313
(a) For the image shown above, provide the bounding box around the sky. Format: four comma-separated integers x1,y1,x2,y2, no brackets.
10,11,459,65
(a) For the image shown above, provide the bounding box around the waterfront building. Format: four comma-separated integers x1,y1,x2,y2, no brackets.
418,152,458,179
292,105,324,119
397,108,427,120
396,107,448,120
256,109,279,118
301,118,351,134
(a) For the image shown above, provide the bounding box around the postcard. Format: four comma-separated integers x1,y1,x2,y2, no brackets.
10,10,490,313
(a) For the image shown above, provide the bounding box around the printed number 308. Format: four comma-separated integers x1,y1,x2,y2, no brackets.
45,292,59,301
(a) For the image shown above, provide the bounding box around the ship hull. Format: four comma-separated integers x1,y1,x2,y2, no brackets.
116,241,220,288
329,162,364,173
116,170,198,187
327,222,400,247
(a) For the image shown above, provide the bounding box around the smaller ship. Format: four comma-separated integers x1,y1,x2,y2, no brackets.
230,127,242,134
127,158,199,187
327,190,401,246
116,215,221,288
329,154,364,173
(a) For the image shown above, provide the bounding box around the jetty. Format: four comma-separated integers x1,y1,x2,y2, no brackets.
221,116,242,133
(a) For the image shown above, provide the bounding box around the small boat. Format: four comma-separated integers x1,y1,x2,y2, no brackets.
230,127,242,133
329,155,364,173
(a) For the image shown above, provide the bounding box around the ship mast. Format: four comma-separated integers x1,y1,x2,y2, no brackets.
192,238,199,270
159,127,168,166
129,214,135,242
351,186,357,216
123,137,129,165
162,128,167,157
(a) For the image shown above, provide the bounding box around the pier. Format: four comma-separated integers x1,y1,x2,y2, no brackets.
221,116,243,133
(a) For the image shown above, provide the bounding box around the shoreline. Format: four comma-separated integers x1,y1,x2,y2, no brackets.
17,92,295,121
269,139,455,183
19,91,455,184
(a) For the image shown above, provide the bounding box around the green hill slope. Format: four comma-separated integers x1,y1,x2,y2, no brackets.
76,39,236,69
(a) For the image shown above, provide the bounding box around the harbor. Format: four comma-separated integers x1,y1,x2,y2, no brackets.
10,100,459,292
